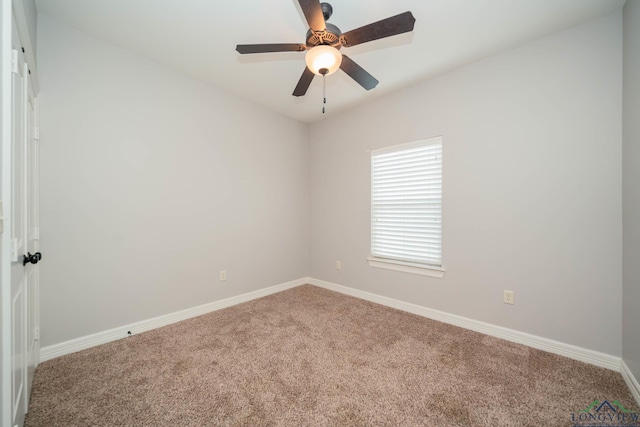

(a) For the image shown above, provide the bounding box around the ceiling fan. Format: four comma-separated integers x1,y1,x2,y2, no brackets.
235,1,416,97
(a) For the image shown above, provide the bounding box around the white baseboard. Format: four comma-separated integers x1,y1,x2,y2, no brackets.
308,278,622,372
621,360,640,406
41,276,625,379
40,278,308,362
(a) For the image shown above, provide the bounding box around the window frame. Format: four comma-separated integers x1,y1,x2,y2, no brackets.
368,136,445,278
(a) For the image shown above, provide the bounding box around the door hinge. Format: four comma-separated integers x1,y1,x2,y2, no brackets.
11,238,18,262
34,127,40,140
11,49,18,74
34,227,40,239
34,327,40,341
0,200,4,234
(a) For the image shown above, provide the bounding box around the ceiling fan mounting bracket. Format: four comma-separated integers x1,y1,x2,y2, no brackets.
320,3,333,21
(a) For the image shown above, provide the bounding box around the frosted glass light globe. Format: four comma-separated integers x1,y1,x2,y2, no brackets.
305,45,342,76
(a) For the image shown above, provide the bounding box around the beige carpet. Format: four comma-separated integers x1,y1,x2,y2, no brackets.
26,285,636,426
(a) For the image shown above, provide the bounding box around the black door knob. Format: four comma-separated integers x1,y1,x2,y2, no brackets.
22,252,42,266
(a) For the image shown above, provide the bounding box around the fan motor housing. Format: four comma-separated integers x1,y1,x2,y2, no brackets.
306,23,342,48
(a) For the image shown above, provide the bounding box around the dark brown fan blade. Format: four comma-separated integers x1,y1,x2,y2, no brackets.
340,55,379,90
293,67,315,97
236,44,306,54
341,11,416,47
298,0,326,32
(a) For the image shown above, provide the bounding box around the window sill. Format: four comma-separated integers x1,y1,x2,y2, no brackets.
367,257,445,278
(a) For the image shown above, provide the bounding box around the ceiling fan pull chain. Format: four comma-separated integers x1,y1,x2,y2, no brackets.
322,75,327,114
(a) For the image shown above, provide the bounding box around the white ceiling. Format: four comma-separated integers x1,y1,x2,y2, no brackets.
36,0,624,123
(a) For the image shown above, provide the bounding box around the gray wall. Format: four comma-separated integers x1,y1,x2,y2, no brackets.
309,12,623,356
37,16,309,347
623,0,640,383
37,8,630,361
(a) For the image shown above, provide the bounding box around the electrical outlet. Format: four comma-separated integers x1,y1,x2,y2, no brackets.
220,271,227,281
336,260,341,270
504,290,514,305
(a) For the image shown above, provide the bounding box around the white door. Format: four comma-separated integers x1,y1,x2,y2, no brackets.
10,33,27,427
24,72,39,405
9,19,39,426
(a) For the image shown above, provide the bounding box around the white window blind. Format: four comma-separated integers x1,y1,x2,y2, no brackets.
371,137,442,268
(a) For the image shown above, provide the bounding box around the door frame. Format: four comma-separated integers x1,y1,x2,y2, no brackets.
1,0,15,424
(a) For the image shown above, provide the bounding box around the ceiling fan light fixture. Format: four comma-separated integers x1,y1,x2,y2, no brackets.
305,45,342,76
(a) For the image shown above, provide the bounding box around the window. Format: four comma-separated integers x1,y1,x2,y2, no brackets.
369,137,444,278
